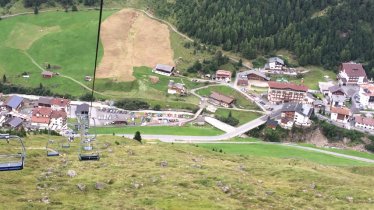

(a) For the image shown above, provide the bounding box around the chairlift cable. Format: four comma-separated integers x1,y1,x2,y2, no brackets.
89,0,104,115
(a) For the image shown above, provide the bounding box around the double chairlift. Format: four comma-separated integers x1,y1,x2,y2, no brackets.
77,115,100,161
0,134,26,171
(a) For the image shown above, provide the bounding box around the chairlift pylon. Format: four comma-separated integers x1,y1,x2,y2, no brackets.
0,134,26,171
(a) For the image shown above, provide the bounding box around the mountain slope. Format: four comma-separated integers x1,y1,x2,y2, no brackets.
151,0,374,75
1,135,373,209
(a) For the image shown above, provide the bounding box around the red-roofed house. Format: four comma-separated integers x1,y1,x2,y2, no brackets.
330,107,351,123
267,81,308,104
51,98,70,111
31,107,67,130
338,62,368,86
215,70,232,83
354,116,374,130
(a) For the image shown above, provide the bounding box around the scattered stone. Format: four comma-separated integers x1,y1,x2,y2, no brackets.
151,177,158,183
302,189,308,193
239,165,246,171
108,148,113,153
221,185,230,194
95,182,106,190
160,161,168,168
132,182,143,189
191,164,202,169
310,183,316,189
257,180,263,184
266,191,275,196
67,170,77,178
127,149,135,156
316,193,323,198
216,181,224,187
76,183,86,191
107,179,115,185
41,196,49,204
346,196,354,203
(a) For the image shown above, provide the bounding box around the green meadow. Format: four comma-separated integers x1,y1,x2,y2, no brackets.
0,135,373,209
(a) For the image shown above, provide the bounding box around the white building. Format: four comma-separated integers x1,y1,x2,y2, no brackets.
279,103,314,129
330,107,351,123
359,84,374,109
265,57,285,70
354,116,374,130
215,70,232,83
338,62,368,86
153,64,175,76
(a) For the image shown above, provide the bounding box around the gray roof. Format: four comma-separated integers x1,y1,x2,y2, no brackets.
155,64,174,73
281,103,313,117
6,95,23,109
38,97,52,105
331,95,346,103
8,117,23,128
76,103,90,114
313,100,324,106
268,57,284,65
328,85,345,94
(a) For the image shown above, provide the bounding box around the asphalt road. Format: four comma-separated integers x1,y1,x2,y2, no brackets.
118,115,267,142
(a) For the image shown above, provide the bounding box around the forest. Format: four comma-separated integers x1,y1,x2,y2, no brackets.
151,0,374,76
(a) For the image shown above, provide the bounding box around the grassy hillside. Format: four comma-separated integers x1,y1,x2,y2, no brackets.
0,135,373,209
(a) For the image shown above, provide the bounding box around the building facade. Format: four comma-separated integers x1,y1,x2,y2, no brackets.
267,81,308,104
338,62,368,86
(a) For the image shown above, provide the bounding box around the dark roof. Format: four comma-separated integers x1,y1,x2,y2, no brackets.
155,64,174,73
38,97,52,105
340,62,367,77
246,70,270,80
266,119,278,127
76,103,90,114
209,92,235,104
268,81,308,92
328,85,344,94
5,95,24,109
7,117,23,128
237,79,249,86
268,57,284,65
281,103,313,117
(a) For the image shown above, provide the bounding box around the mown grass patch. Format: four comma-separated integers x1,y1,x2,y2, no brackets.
213,108,262,126
92,124,224,136
196,85,259,110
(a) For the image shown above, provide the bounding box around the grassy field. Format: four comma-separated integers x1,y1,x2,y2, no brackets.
196,85,260,110
213,108,262,126
271,66,336,90
0,135,373,209
92,124,224,136
199,143,372,166
0,10,117,96
298,143,374,161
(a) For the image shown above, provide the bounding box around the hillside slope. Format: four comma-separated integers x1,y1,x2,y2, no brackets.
151,0,374,75
1,135,373,209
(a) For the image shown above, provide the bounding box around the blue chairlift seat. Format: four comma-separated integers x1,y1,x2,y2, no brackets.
47,150,59,157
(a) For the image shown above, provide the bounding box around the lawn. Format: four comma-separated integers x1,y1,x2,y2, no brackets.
199,143,372,166
298,143,374,161
271,66,336,90
1,135,373,209
196,85,260,110
0,10,116,96
213,108,262,126
92,124,224,136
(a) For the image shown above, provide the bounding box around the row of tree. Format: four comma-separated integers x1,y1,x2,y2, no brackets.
152,0,374,77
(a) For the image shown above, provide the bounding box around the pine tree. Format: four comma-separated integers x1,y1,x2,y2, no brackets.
133,131,142,143
34,6,38,15
2,74,6,83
